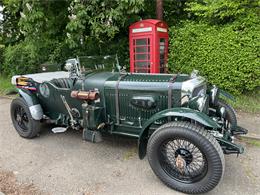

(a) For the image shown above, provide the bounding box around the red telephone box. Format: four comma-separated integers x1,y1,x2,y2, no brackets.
129,19,169,73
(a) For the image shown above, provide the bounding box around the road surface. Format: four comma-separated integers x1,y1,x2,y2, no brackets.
0,97,259,195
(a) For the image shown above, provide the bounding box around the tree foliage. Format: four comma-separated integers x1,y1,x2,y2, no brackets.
1,0,145,74
1,0,23,45
66,0,144,48
1,0,71,74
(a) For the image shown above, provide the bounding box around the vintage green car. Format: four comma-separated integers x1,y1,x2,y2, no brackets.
10,56,247,194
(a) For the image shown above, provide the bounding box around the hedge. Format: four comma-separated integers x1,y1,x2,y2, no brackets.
168,15,260,94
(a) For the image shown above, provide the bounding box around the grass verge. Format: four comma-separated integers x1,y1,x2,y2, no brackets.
239,137,260,148
0,75,16,96
228,91,260,114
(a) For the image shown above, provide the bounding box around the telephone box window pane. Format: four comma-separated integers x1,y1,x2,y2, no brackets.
135,54,150,60
135,61,149,67
136,39,148,46
133,38,151,73
135,61,150,73
137,69,149,73
136,46,148,53
159,38,166,73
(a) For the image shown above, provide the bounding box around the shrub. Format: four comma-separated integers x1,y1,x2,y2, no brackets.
2,38,62,75
3,42,41,75
168,14,260,94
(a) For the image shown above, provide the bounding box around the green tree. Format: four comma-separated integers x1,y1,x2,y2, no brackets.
1,0,23,45
66,0,144,48
1,0,146,74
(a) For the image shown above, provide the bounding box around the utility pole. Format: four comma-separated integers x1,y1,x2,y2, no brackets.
156,0,163,20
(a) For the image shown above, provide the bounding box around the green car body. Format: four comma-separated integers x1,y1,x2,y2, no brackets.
16,69,244,157
10,57,247,194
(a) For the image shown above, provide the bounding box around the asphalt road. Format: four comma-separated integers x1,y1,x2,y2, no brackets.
0,97,260,195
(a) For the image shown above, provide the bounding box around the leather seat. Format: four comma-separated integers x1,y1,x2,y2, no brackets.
50,78,73,89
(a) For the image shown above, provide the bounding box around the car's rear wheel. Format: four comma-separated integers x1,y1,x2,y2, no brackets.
10,97,41,138
147,121,224,194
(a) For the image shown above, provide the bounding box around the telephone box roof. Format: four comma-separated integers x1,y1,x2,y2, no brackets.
129,19,168,29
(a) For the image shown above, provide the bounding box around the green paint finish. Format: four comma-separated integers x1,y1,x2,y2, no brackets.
37,82,84,120
216,137,244,154
142,107,220,132
103,72,185,134
28,71,214,133
15,68,245,158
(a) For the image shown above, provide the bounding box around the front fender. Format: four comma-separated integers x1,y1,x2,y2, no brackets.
138,107,220,159
18,89,43,120
219,89,235,101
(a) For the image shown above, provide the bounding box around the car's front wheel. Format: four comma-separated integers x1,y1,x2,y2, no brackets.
10,97,41,138
147,121,224,194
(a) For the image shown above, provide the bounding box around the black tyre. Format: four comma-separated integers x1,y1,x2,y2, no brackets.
147,121,225,194
10,97,41,138
217,100,237,128
210,99,237,130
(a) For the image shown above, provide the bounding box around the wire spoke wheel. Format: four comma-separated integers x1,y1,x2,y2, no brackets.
147,122,225,194
159,138,207,183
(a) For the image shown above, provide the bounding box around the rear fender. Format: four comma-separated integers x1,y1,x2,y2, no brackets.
138,107,220,159
18,89,43,120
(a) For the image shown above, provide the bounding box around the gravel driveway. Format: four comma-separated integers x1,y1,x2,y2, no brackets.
0,97,260,195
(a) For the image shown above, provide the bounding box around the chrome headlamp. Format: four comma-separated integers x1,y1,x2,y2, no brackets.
197,95,207,112
188,94,208,112
181,76,207,105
